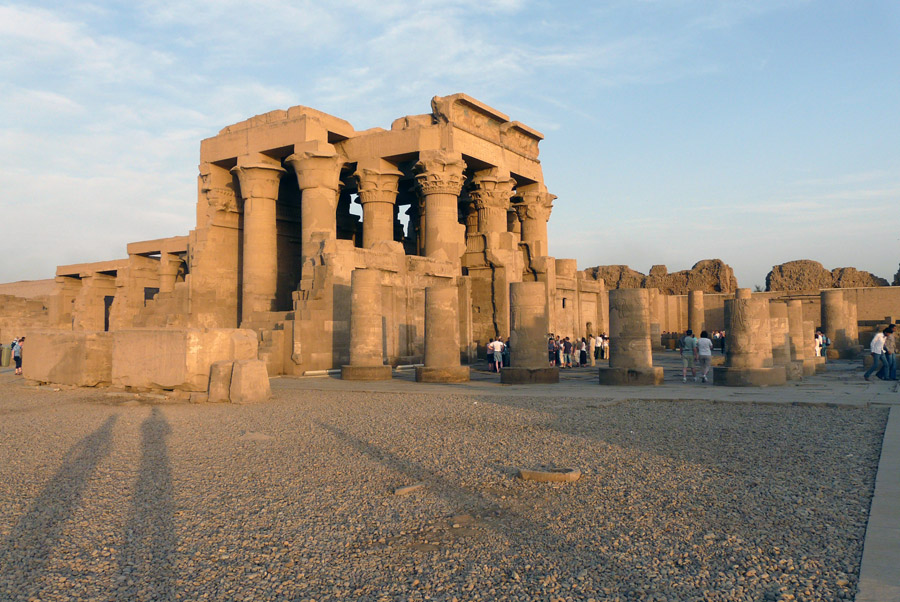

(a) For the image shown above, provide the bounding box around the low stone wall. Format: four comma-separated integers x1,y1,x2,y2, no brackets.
24,329,113,386
112,328,258,391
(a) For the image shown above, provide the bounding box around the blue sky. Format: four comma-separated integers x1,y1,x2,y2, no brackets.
1,0,898,288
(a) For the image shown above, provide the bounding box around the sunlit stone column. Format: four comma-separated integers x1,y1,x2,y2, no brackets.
787,299,816,376
513,185,555,259
286,143,343,266
341,269,391,381
355,163,402,249
232,161,285,318
414,150,466,262
470,168,515,235
598,288,663,385
417,285,470,383
158,253,181,295
714,289,786,386
501,281,559,384
821,289,848,359
688,290,705,335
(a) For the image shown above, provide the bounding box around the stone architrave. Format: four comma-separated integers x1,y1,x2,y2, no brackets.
414,150,466,262
769,301,801,380
688,290,704,335
231,161,285,318
285,142,343,266
787,300,816,376
354,162,403,249
342,269,391,380
512,185,555,259
501,281,559,384
714,289,787,386
416,285,470,383
598,289,664,386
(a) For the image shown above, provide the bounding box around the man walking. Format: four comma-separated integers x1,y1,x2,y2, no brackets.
864,327,889,381
681,329,699,383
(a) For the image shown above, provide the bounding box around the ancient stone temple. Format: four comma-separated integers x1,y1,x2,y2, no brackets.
24,94,609,388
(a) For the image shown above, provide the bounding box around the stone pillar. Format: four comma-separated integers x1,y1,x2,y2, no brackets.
788,300,816,376
471,168,515,235
231,161,285,319
414,150,466,262
286,143,342,266
598,289,664,385
805,319,827,373
501,281,559,384
714,289,786,386
821,289,848,359
341,269,391,380
355,163,402,249
512,186,555,259
647,288,663,351
416,285,469,383
769,301,801,380
688,290,704,335
158,253,180,295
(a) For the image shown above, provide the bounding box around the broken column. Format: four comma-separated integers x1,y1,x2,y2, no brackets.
416,284,470,383
714,289,787,386
501,281,559,384
598,288,664,386
231,160,285,319
341,269,391,381
415,150,466,263
787,299,816,376
688,290,705,335
769,301,801,380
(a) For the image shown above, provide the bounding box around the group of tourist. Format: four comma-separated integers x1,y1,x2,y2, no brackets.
864,325,897,381
546,334,609,368
9,336,24,375
814,330,831,357
679,329,715,383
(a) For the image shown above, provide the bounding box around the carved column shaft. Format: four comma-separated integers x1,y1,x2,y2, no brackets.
232,162,285,318
415,151,466,262
355,167,402,249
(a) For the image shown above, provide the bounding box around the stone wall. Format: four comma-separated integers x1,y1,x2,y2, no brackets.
766,260,888,291
583,259,737,294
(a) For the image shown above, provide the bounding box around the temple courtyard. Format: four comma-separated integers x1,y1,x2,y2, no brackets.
1,355,897,602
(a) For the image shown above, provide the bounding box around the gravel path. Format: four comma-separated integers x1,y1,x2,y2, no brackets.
0,381,887,602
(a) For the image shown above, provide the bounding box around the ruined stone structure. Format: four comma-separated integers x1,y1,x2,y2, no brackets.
502,281,558,384
766,260,889,291
597,289,663,385
714,289,787,387
584,259,737,294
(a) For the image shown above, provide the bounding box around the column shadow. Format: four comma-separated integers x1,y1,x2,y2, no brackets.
117,408,176,600
0,414,117,598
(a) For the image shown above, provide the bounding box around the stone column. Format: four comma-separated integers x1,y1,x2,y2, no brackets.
355,164,402,249
688,290,705,335
341,269,391,380
286,143,342,266
805,319,827,373
416,285,469,383
471,168,515,235
647,288,663,351
501,281,559,384
414,150,466,262
821,289,848,359
787,300,816,376
769,301,801,380
714,289,786,386
158,253,180,295
231,161,285,319
598,289,664,385
512,186,555,259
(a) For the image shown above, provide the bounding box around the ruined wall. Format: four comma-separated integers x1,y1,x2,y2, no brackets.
766,260,889,291
584,259,737,294
0,294,49,343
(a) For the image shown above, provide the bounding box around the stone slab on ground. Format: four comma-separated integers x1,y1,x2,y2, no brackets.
22,329,112,387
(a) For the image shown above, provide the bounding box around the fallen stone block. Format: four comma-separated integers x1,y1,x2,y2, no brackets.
229,359,271,404
207,361,234,403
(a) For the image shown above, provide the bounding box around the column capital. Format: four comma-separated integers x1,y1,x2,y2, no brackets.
354,167,403,206
469,168,515,212
231,163,285,200
512,186,556,223
286,142,343,192
414,150,466,196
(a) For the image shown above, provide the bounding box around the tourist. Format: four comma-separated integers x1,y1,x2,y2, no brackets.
12,337,24,376
680,329,699,383
885,326,897,380
548,335,557,367
601,335,609,360
562,337,573,368
555,335,563,366
579,337,588,367
697,330,714,383
864,328,889,381
502,337,511,368
489,338,504,373
815,330,825,357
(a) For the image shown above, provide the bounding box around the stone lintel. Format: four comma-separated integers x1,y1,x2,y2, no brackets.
126,235,189,257
56,259,129,279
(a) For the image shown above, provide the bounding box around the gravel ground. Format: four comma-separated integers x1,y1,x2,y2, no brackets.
0,381,887,602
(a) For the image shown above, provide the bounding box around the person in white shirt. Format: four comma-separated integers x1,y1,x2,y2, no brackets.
588,334,596,367
864,328,889,381
489,338,504,373
696,330,714,383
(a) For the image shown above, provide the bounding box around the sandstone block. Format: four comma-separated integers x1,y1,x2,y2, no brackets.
24,329,113,387
415,366,470,383
341,365,392,380
712,366,787,387
229,359,271,404
112,328,258,391
500,367,559,384
208,360,234,403
597,366,664,386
